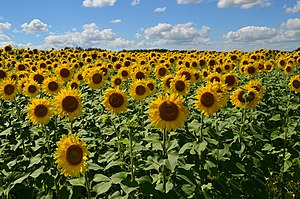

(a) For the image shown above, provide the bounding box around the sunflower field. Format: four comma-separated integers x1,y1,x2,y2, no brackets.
0,45,300,199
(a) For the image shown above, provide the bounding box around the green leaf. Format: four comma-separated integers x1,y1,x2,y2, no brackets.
110,172,129,184
236,162,246,173
30,166,44,178
269,114,281,121
28,154,42,168
284,160,292,172
93,181,112,195
166,181,173,193
181,184,196,195
88,162,102,171
68,177,85,187
165,154,179,172
262,143,275,152
93,174,110,183
178,142,193,154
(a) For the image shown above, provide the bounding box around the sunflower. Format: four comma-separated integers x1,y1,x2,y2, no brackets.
194,85,222,116
149,93,189,131
231,87,261,108
67,80,80,90
0,78,17,101
54,88,83,121
129,80,150,101
209,81,229,108
201,68,210,78
54,133,90,177
4,44,12,52
244,64,258,77
206,72,223,84
289,75,300,93
102,87,128,114
224,73,238,90
42,76,63,96
118,67,130,80
27,98,52,125
30,69,47,85
244,80,265,96
23,80,40,98
277,56,287,69
264,60,274,72
131,66,149,81
177,68,193,82
161,74,174,92
170,75,190,96
56,64,73,82
284,64,295,75
111,75,123,88
146,78,157,95
86,68,105,89
155,64,169,79
0,68,7,80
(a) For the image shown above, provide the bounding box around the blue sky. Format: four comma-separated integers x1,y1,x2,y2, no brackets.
0,0,299,51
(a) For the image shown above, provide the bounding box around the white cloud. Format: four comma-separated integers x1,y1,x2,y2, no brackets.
44,23,135,50
223,18,300,50
110,19,122,23
176,0,202,4
83,0,116,7
131,0,140,6
217,0,271,9
143,22,211,48
0,22,11,32
0,34,10,40
21,19,48,33
154,7,167,13
285,1,300,13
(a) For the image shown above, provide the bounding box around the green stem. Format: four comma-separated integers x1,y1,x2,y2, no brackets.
161,128,168,193
239,107,246,143
129,129,135,182
199,113,204,143
85,173,91,199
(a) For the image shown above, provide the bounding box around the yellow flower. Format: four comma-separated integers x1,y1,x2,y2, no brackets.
224,73,239,90
289,75,300,93
170,75,190,96
27,98,52,125
194,85,222,116
129,80,150,101
102,87,128,114
0,78,17,101
54,88,83,121
23,80,40,98
149,93,189,131
86,68,105,90
42,76,63,96
54,133,90,177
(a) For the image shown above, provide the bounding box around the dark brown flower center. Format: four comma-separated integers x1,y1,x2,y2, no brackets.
247,66,255,74
158,67,167,76
34,104,48,117
71,82,78,89
109,93,124,108
166,78,173,88
225,75,235,86
92,73,102,84
135,85,146,95
136,71,145,80
0,70,6,79
286,66,292,72
210,76,220,83
175,80,185,92
62,96,79,113
292,80,300,89
114,78,122,85
49,81,59,91
101,68,108,75
60,68,70,78
4,84,15,95
159,101,179,121
66,145,83,165
77,74,83,81
237,90,246,103
182,72,191,80
28,85,37,93
121,70,128,77
200,92,215,107
34,74,44,84
18,64,26,71
147,83,154,91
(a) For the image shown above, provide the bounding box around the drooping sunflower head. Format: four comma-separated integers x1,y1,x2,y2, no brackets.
129,80,150,101
42,76,63,96
149,93,189,131
54,133,90,177
289,75,300,93
102,87,128,114
54,88,83,121
23,80,40,98
170,75,190,96
27,98,52,125
194,85,222,117
0,78,17,101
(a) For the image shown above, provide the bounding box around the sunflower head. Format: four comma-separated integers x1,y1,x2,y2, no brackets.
54,133,90,177
54,88,83,121
129,80,150,101
149,93,189,131
27,98,52,125
170,75,190,96
86,67,105,89
224,73,238,90
42,76,63,96
111,75,123,88
0,78,17,101
289,75,300,93
23,80,40,98
102,87,128,114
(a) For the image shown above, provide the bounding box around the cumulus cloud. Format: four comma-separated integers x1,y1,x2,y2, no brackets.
143,22,211,48
110,19,122,23
0,34,10,40
223,18,300,50
131,0,140,6
217,0,271,9
21,19,48,33
154,7,167,13
44,23,135,50
83,0,116,7
0,22,11,33
176,0,202,4
285,1,300,13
